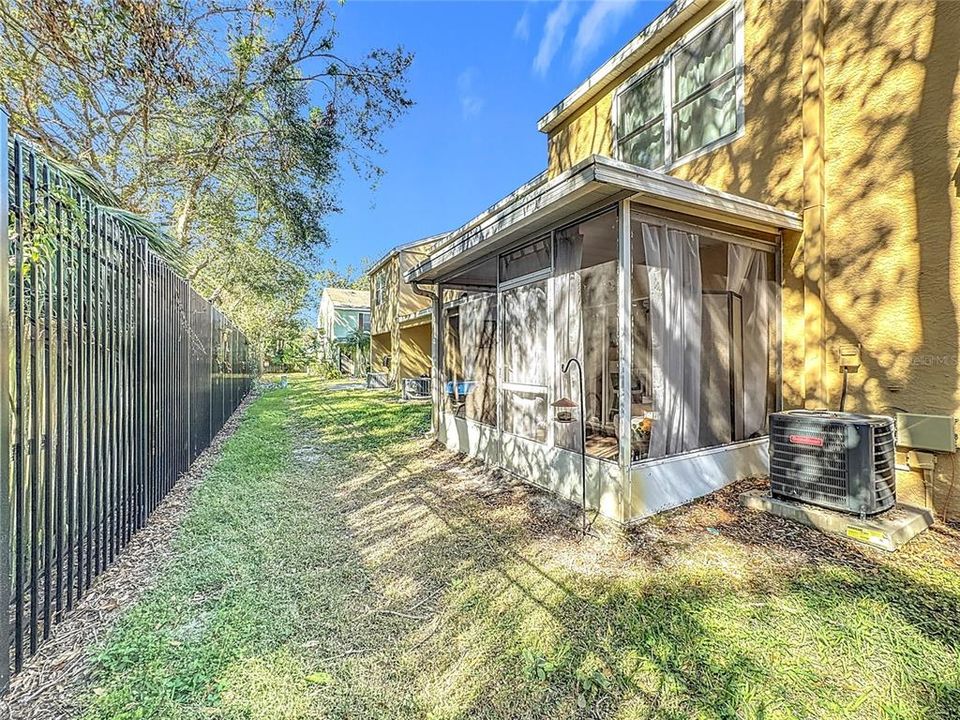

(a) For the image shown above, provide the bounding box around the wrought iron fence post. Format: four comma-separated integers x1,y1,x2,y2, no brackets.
0,109,12,692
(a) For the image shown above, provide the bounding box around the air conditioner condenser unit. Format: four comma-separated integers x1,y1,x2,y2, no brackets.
769,410,896,515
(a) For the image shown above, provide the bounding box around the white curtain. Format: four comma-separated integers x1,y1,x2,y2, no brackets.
460,296,484,382
460,294,497,425
726,244,771,438
643,224,702,458
503,283,547,385
554,230,584,450
502,282,548,440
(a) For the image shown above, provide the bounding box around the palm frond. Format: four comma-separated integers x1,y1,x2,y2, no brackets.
17,145,187,272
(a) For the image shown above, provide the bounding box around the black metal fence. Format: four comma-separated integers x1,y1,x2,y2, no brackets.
0,114,256,687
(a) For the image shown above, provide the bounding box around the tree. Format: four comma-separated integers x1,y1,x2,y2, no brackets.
314,258,373,291
340,326,371,376
0,0,413,349
265,324,319,373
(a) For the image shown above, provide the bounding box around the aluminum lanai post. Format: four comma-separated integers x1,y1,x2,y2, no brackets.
430,288,442,434
617,198,633,523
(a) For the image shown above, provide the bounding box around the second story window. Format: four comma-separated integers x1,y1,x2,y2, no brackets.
672,10,737,159
374,272,386,306
614,5,741,170
616,66,664,169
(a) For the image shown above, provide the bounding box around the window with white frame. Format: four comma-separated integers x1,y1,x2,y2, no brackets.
615,6,741,169
672,10,738,158
616,66,664,169
374,271,386,306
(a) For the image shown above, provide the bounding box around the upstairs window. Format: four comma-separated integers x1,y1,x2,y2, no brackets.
616,66,664,169
673,10,737,158
374,272,386,306
614,5,741,169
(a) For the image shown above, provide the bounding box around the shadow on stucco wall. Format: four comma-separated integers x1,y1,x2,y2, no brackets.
906,3,960,416
547,100,611,179
672,0,806,406
684,1,959,427
953,149,960,198
811,2,960,424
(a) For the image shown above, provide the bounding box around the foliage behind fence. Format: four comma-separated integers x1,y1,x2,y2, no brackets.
1,120,256,687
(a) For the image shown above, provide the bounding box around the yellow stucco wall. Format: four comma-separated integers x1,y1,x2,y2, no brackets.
398,250,435,317
546,0,804,210
371,249,434,337
822,1,960,416
371,331,393,377
544,0,960,518
398,323,433,381
823,0,960,520
370,259,399,338
370,242,436,389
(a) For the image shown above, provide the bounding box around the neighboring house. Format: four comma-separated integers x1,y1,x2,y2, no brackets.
405,0,960,523
317,287,370,377
367,235,445,394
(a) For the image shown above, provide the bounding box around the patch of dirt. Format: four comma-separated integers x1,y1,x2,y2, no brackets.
621,476,960,579
291,447,325,463
0,392,259,720
415,444,960,584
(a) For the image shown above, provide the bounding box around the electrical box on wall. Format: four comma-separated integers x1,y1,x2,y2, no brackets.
895,413,957,453
836,344,862,370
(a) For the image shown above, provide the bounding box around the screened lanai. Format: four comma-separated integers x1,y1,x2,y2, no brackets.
408,155,801,523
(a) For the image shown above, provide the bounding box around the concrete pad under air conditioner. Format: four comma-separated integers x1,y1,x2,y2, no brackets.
739,490,934,552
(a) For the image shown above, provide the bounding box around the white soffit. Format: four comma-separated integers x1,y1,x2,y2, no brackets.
405,155,801,285
600,157,803,233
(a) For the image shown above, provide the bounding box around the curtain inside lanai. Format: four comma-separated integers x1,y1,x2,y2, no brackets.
725,244,771,438
459,293,497,425
554,228,584,451
642,223,703,458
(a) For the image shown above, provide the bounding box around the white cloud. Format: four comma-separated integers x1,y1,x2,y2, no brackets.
514,7,531,41
572,0,638,69
457,68,484,119
533,0,575,76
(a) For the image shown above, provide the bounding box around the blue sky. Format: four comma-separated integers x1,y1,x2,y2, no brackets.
320,0,671,273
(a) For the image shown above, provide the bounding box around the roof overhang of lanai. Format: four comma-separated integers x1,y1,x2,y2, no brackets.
404,154,802,285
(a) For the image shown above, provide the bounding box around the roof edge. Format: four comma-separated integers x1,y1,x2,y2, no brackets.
537,0,707,134
405,158,602,283
406,154,802,284
366,232,449,276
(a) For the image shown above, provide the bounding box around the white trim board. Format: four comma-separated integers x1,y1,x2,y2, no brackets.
406,155,801,285
626,437,769,522
367,232,449,276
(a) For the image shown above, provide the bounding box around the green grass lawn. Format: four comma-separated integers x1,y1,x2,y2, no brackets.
83,376,960,719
